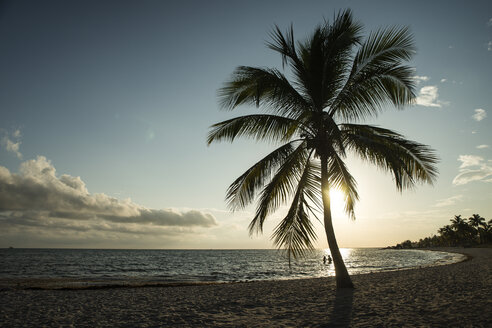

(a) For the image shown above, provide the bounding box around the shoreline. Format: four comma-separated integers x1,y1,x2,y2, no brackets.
1,247,490,326
0,248,467,291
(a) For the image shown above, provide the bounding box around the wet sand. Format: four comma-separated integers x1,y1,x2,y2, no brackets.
1,247,490,327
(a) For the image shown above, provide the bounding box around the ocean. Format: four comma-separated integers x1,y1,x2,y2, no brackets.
0,248,463,283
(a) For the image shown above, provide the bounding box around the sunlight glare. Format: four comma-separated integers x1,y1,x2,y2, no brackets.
339,248,352,259
322,248,352,260
329,188,345,214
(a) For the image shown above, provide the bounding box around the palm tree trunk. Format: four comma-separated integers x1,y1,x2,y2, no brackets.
321,155,354,289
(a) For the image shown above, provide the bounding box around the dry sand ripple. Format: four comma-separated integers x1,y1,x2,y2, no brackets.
1,247,490,327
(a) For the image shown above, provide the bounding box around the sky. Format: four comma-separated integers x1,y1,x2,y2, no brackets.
0,0,491,249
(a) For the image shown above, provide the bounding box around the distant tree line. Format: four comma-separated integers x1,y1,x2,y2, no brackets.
390,214,491,249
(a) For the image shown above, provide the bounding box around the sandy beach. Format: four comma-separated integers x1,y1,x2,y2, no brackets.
1,247,490,327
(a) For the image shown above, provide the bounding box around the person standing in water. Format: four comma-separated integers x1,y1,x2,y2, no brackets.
323,255,332,264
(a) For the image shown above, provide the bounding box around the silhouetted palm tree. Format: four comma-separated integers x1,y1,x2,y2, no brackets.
450,215,474,246
468,214,486,244
485,220,492,244
451,215,465,227
208,10,438,288
438,225,455,246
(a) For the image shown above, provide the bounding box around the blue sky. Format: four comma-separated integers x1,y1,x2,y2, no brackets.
0,0,491,248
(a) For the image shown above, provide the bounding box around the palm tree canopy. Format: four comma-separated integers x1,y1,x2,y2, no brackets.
451,215,466,229
468,214,486,228
208,9,438,261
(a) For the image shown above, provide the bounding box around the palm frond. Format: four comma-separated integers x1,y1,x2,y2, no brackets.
266,24,311,96
323,9,363,50
218,66,309,118
224,141,300,211
331,26,416,121
271,160,319,266
301,160,323,216
333,64,416,121
304,9,363,110
248,142,311,235
266,24,301,70
354,26,415,73
207,114,306,145
342,124,439,190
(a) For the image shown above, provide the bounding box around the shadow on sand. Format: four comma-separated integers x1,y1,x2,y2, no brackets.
322,288,354,327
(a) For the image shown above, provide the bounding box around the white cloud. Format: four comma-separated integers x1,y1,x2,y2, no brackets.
458,155,484,168
415,86,447,108
413,75,429,84
488,18,492,26
440,78,447,83
488,41,492,51
1,129,22,159
4,139,21,158
434,195,463,207
472,108,486,121
452,155,492,185
0,156,218,237
477,145,489,149
453,168,492,185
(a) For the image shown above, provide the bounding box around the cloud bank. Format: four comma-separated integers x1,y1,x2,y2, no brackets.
0,156,217,242
452,155,492,185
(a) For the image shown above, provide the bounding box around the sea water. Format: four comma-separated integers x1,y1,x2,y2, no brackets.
0,248,463,283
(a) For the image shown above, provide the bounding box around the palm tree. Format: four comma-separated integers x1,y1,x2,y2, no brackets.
451,214,478,246
450,215,465,227
468,214,486,244
450,215,471,245
208,10,438,288
485,219,492,244
438,225,456,246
